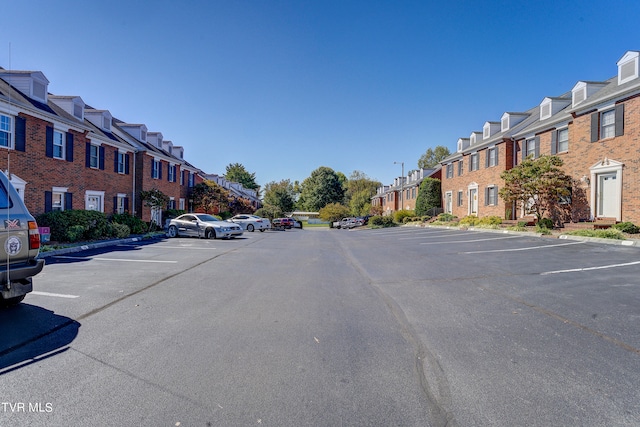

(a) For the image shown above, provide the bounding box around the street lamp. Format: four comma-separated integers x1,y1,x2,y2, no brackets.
394,161,404,211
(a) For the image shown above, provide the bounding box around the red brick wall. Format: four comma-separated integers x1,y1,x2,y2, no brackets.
0,113,133,216
441,139,513,219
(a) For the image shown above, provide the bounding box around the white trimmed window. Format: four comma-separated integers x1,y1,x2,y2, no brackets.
179,198,185,210
486,186,498,206
601,109,616,139
117,152,126,174
89,144,100,168
556,128,568,153
470,153,479,171
53,130,65,159
487,147,498,167
0,114,12,148
52,187,68,211
153,159,161,179
85,190,104,212
116,193,127,214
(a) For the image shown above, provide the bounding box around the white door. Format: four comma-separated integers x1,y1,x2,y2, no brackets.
469,188,478,215
445,192,452,214
597,172,618,217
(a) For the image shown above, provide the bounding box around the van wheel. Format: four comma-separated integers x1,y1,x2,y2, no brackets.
1,295,25,308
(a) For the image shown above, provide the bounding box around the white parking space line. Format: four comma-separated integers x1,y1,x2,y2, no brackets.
419,235,521,245
53,256,177,263
461,241,585,254
541,260,640,275
131,245,217,250
31,291,79,299
399,230,478,240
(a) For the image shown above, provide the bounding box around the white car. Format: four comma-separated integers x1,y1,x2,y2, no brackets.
227,214,271,232
166,213,243,239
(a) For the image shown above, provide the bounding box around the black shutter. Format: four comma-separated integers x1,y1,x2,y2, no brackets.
615,104,625,137
550,131,557,154
85,142,91,167
159,162,162,180
151,158,155,178
485,150,489,168
66,132,74,162
495,146,499,166
534,137,540,158
14,116,26,152
484,188,489,206
125,154,130,174
65,193,73,211
44,191,52,212
45,126,54,158
113,196,118,213
99,146,105,170
124,197,129,212
590,112,599,142
114,149,119,173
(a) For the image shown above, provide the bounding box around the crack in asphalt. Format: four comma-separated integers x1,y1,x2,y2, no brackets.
331,232,458,427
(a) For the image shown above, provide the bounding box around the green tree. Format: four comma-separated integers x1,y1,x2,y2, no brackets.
418,146,451,169
140,188,169,228
499,155,571,225
319,203,351,223
190,180,230,214
415,178,442,216
225,163,259,191
263,180,295,217
300,166,346,211
344,170,381,216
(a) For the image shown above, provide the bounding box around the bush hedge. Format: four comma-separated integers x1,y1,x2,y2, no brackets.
37,210,144,243
612,221,640,234
369,215,396,228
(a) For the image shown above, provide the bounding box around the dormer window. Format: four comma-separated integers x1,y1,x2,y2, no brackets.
49,96,85,122
540,99,552,120
141,130,147,142
0,71,49,103
501,112,528,132
33,80,46,100
483,122,500,140
617,51,639,85
572,83,586,106
73,102,83,120
103,115,111,131
571,81,607,108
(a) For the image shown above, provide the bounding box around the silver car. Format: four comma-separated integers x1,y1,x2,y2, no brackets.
166,213,243,239
228,214,271,232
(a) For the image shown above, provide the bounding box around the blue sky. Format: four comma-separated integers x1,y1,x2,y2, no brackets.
1,0,639,188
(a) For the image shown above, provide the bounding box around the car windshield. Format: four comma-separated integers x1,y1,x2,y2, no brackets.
195,214,220,222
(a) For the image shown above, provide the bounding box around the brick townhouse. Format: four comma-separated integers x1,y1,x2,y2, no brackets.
372,167,441,215
0,67,263,226
0,70,136,217
441,50,640,225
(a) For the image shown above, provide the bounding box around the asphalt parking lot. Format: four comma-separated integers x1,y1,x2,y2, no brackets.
2,225,639,426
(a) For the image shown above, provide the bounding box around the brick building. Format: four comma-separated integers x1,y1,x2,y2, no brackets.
0,68,254,225
372,167,441,216
441,50,640,225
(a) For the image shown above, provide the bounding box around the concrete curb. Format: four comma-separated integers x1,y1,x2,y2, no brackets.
37,234,166,258
417,224,640,248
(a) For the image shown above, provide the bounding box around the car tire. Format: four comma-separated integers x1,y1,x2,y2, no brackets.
247,224,255,232
1,294,25,308
205,228,216,239
260,229,265,232
167,225,178,238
